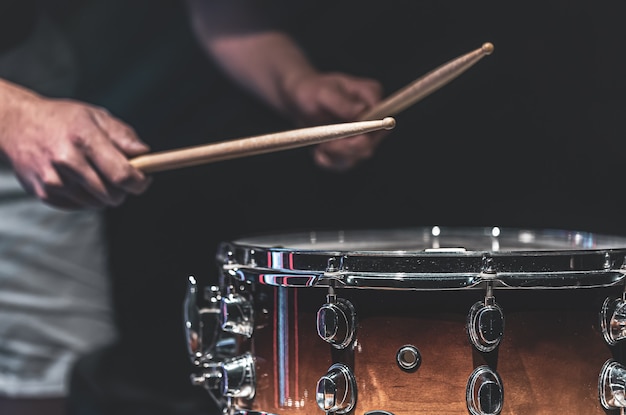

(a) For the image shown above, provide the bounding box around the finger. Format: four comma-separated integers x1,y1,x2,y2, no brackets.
318,135,375,160
48,182,118,209
29,165,111,209
80,123,152,196
46,133,129,205
324,128,389,154
313,147,343,170
337,77,383,107
314,129,392,171
40,194,85,210
316,83,368,121
55,162,126,206
318,76,383,120
313,146,357,172
90,108,150,156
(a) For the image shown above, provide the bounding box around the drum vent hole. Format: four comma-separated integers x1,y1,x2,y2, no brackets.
396,345,421,372
401,351,415,364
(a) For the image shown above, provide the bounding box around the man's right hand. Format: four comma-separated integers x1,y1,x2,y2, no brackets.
0,79,151,209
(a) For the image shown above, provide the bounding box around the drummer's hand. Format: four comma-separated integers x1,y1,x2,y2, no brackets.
0,80,152,209
284,72,387,171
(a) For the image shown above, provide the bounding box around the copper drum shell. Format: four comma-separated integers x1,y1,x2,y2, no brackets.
237,286,620,415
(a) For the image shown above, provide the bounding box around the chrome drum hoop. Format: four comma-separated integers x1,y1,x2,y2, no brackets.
218,227,626,290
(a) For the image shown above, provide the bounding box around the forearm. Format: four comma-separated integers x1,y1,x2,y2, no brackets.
184,1,387,172
186,1,317,115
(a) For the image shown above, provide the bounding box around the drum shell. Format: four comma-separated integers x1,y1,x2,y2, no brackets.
241,285,622,415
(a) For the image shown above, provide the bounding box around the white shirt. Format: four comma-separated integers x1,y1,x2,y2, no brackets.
0,170,116,397
0,12,116,398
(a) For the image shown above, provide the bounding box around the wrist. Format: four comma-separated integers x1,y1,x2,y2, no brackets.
0,79,41,153
275,67,318,118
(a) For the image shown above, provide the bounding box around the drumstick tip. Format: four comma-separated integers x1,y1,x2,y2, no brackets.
481,42,495,55
382,117,396,130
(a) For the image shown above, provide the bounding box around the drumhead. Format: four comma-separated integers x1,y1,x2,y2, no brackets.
218,227,626,289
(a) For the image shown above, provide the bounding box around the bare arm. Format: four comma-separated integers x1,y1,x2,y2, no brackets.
0,78,151,209
186,0,387,170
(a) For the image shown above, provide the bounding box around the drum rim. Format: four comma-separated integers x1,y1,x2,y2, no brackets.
223,226,626,253
218,227,626,290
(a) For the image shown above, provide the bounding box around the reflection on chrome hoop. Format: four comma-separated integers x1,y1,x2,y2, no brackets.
218,227,626,290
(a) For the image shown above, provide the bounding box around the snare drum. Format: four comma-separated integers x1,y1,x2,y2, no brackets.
184,227,626,415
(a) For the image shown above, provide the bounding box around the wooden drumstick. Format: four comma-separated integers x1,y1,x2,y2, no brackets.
358,42,494,121
130,117,396,173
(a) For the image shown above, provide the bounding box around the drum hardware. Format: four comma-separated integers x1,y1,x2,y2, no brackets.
466,365,504,415
326,256,342,273
364,412,395,415
467,258,504,353
192,354,258,412
184,276,203,363
210,333,242,361
601,289,626,346
467,261,504,414
246,249,257,268
599,287,626,413
219,246,256,338
395,345,421,372
184,276,222,365
598,359,626,411
221,290,255,338
467,285,504,353
316,362,357,414
218,228,626,290
219,248,255,338
317,286,356,349
190,362,223,390
322,256,349,285
221,352,257,399
221,248,254,286
184,275,257,412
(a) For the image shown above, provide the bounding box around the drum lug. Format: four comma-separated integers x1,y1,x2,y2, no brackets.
221,291,255,338
316,363,357,414
184,276,222,365
600,296,626,345
221,352,257,399
317,292,356,349
190,362,223,390
467,290,504,353
466,365,504,415
190,353,257,409
599,359,626,409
